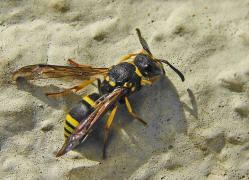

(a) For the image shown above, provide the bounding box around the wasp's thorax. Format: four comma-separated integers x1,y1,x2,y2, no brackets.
134,54,164,78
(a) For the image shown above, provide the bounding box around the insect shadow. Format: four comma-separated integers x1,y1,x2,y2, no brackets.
14,77,83,110
68,75,187,179
182,88,198,119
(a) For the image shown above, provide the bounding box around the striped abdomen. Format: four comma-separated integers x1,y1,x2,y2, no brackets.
64,93,100,140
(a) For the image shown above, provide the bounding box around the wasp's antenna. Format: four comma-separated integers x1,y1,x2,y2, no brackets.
136,28,152,56
156,59,185,82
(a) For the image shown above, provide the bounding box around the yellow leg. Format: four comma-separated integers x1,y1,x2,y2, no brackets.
119,53,138,63
124,96,147,125
103,104,118,158
46,78,100,96
141,79,152,85
68,59,92,68
141,77,159,86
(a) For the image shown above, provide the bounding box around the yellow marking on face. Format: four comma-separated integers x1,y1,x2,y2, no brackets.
66,114,79,128
131,86,136,91
83,96,97,108
64,122,74,133
109,81,116,87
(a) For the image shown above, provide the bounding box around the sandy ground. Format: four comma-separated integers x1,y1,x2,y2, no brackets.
0,0,249,179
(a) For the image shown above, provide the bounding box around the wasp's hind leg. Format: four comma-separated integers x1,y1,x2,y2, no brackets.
103,104,118,158
124,96,147,125
68,59,92,68
46,78,100,96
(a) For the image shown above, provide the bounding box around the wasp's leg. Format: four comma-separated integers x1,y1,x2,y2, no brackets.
68,59,92,68
90,78,102,95
141,77,159,86
119,54,138,63
97,78,102,95
149,76,159,83
141,79,152,85
103,104,118,158
141,79,155,86
124,96,147,125
46,78,100,96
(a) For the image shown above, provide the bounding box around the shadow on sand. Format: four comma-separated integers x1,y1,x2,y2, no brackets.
14,78,83,110
67,76,188,179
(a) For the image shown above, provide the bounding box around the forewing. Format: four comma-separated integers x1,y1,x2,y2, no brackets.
12,64,108,81
56,87,127,157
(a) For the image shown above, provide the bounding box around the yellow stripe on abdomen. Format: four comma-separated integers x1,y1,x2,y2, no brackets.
64,129,71,138
83,96,97,108
64,122,74,133
66,114,79,128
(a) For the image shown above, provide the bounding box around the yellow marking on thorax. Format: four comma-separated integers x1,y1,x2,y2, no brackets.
83,96,97,108
105,75,116,87
123,82,132,88
66,114,79,128
131,86,136,92
128,61,143,77
135,66,143,77
105,76,109,81
64,122,74,133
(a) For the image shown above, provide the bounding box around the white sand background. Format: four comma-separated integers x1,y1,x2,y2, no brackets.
0,0,249,179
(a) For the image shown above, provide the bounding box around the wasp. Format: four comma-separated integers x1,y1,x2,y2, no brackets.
13,29,185,158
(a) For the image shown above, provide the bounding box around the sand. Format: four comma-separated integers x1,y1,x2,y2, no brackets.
0,0,248,179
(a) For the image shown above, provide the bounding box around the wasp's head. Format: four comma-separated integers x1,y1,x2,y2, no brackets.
134,54,165,78
134,54,185,82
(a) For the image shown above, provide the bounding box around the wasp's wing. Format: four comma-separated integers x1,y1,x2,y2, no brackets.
136,28,152,56
12,64,108,81
56,87,128,157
